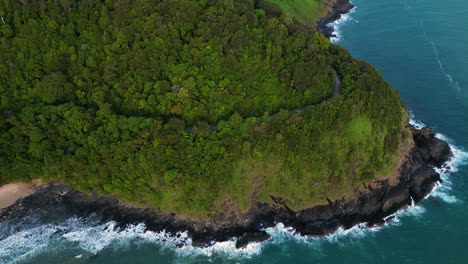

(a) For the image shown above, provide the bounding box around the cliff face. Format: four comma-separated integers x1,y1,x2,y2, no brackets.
0,125,452,248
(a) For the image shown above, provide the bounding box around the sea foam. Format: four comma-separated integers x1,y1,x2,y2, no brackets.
328,5,357,43
410,113,468,204
1,116,466,263
0,216,265,263
431,134,468,203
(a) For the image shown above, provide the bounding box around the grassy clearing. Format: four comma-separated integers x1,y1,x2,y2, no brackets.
346,116,373,143
266,0,327,25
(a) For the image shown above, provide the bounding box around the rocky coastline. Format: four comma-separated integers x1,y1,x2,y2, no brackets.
317,0,355,38
0,125,453,248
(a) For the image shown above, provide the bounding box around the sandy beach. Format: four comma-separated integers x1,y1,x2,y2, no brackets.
0,180,42,209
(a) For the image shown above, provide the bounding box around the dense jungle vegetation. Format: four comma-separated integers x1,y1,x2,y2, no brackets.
0,0,407,217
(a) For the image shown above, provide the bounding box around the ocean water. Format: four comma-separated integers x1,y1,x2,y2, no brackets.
2,0,468,263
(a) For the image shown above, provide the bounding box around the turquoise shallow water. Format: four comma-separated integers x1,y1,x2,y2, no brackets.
2,0,468,263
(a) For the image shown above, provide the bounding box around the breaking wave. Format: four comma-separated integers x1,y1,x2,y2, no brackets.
0,215,265,263
0,216,422,263
328,6,357,43
410,114,468,204
431,133,468,203
1,116,466,263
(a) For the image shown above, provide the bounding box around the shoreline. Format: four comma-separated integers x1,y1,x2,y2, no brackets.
0,1,454,249
317,0,355,39
0,180,42,210
0,125,453,248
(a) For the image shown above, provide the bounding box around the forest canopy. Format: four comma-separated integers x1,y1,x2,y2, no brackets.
0,0,407,217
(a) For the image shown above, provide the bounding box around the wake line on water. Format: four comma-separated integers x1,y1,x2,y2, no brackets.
2,119,467,263
420,21,461,92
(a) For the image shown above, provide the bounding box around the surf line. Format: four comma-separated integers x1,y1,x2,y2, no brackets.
328,6,357,43
419,21,461,92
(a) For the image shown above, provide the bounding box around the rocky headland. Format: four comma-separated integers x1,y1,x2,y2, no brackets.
0,0,453,250
0,125,453,248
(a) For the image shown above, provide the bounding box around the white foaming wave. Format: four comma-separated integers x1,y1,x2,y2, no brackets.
4,219,399,262
0,216,100,263
392,200,427,221
408,113,426,129
259,116,467,249
58,219,266,259
62,220,151,254
1,177,455,264
191,239,263,259
145,231,264,259
0,216,265,263
3,117,466,262
0,223,57,263
328,6,357,43
261,203,426,248
5,212,433,263
431,134,468,203
409,113,468,203
310,199,429,244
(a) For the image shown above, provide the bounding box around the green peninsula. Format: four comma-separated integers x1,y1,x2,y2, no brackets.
0,0,406,218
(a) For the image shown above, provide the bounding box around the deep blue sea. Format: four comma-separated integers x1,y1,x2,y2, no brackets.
1,0,467,263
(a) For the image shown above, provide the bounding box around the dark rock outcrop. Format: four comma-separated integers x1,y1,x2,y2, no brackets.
236,231,270,248
317,0,355,38
0,126,453,249
411,126,452,167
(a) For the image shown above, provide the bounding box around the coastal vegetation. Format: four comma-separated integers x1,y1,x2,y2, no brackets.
0,0,406,218
265,0,326,25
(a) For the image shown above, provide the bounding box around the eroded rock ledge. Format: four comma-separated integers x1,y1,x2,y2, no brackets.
0,126,452,249
317,0,355,38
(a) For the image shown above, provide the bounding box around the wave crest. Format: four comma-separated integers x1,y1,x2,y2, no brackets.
2,117,466,263
410,114,468,204
328,6,357,43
